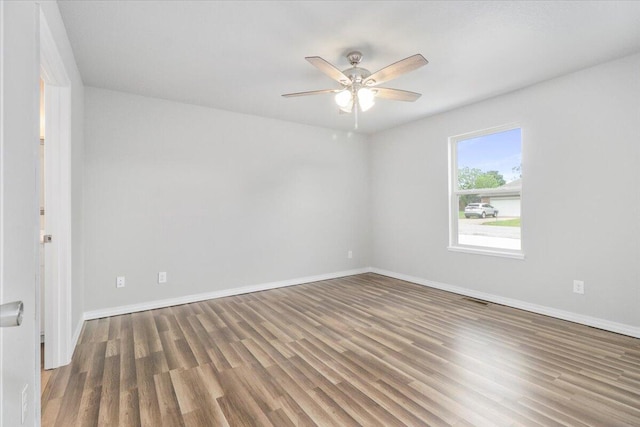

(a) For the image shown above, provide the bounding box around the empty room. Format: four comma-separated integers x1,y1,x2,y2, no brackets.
1,1,640,426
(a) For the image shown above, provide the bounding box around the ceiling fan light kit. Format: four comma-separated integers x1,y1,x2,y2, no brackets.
283,50,428,129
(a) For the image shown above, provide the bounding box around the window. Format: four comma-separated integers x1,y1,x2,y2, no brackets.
449,125,523,258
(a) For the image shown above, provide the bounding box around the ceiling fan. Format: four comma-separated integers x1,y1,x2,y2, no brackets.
282,51,428,128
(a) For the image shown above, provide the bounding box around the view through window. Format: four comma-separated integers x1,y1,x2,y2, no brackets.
450,126,522,254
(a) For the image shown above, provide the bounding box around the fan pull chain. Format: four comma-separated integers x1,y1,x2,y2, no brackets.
354,95,359,129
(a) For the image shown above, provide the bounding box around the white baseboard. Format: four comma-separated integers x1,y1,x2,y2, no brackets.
370,268,640,339
83,267,372,321
80,266,639,340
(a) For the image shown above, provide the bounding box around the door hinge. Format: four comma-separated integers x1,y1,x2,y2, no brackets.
43,234,52,243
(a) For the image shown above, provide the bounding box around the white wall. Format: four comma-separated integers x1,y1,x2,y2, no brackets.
370,53,640,329
83,88,370,312
82,54,639,334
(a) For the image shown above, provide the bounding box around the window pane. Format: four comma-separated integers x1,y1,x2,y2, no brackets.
457,128,521,191
458,194,521,250
451,126,523,253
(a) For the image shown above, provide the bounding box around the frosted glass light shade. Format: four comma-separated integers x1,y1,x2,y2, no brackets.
335,89,354,113
357,88,375,112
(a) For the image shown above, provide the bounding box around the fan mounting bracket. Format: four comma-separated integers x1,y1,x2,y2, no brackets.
347,51,363,66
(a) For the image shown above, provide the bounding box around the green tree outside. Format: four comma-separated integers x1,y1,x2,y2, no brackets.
457,167,506,210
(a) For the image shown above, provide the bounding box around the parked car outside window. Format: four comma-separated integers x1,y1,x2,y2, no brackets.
464,203,498,218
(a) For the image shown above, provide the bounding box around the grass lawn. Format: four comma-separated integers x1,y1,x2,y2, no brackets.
482,218,521,227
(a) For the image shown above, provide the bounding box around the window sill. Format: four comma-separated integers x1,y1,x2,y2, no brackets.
447,245,525,260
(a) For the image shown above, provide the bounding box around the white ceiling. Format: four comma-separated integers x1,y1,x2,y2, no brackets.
58,1,640,134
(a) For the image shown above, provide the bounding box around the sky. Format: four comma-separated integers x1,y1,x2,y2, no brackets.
457,128,522,183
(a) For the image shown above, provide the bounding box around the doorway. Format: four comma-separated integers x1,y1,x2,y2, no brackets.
38,9,74,374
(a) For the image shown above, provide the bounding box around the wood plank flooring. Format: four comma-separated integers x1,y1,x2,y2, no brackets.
42,343,54,395
41,273,640,426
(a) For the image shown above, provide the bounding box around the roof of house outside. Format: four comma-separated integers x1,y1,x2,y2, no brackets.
479,179,521,198
500,179,522,190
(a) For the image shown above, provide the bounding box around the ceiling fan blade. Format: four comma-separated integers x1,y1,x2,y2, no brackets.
374,87,422,102
305,56,351,85
282,88,341,97
364,54,428,86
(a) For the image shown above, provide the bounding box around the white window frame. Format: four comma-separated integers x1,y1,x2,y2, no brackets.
448,123,524,259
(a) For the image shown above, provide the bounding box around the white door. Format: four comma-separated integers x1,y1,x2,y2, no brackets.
1,1,41,426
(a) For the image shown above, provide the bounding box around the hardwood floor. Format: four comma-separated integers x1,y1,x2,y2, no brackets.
41,273,640,426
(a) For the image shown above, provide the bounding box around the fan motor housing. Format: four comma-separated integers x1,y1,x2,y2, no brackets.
343,51,370,84
342,67,371,85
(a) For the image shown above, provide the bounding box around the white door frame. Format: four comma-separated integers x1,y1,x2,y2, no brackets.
1,2,5,421
39,9,73,370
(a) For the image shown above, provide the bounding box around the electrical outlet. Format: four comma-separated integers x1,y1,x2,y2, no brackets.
348,250,353,259
573,280,584,295
116,276,125,288
21,384,28,424
158,272,167,284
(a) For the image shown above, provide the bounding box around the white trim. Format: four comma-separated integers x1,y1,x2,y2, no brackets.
448,123,524,258
70,316,83,355
447,245,525,260
456,187,522,196
370,268,640,339
39,9,73,370
450,122,522,143
84,268,372,320
0,1,5,422
39,12,70,86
